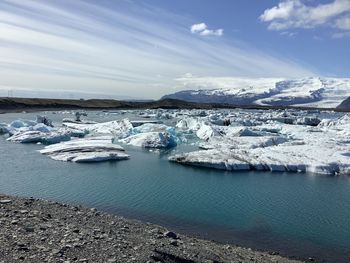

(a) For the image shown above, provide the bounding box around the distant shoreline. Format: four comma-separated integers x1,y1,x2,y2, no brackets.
0,96,347,114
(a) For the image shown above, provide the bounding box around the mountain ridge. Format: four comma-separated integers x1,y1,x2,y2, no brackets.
163,77,350,109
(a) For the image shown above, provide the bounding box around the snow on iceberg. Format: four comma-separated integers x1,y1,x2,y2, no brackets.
119,131,177,148
169,144,350,175
169,114,350,176
7,130,71,144
132,123,173,134
63,119,132,138
40,138,129,162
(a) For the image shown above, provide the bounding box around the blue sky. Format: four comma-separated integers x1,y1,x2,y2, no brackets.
0,0,349,99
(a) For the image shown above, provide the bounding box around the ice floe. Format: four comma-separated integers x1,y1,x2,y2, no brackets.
40,138,129,162
63,119,132,138
169,113,350,175
2,109,350,174
119,131,177,149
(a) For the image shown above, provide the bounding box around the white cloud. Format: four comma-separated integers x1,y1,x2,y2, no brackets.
335,15,350,29
190,23,224,36
0,0,313,99
260,0,350,32
190,23,207,33
174,76,286,95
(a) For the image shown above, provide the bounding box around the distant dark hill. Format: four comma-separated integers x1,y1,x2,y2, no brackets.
0,96,346,113
336,97,350,111
0,97,227,112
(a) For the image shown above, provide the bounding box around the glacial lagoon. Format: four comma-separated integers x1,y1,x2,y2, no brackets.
1,109,350,262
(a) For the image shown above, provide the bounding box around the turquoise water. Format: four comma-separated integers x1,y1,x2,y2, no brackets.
1,111,350,262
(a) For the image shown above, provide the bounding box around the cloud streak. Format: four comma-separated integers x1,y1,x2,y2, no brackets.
0,0,313,98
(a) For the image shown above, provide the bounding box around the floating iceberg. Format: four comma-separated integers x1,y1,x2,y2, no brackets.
169,144,350,175
169,113,350,176
7,130,71,144
132,123,173,134
119,131,177,148
63,119,132,138
40,138,129,162
7,130,47,143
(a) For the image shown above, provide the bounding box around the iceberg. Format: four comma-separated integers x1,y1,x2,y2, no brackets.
35,115,53,127
63,119,132,138
7,130,46,143
169,144,350,175
40,138,129,162
132,123,172,134
119,131,177,148
196,124,221,141
7,130,71,144
169,113,350,176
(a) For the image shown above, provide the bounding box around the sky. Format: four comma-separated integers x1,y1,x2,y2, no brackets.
0,0,349,99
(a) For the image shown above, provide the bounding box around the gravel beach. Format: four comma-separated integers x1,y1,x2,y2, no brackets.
0,194,303,263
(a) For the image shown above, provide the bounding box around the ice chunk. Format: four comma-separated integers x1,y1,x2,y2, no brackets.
50,151,129,162
7,130,71,144
119,132,177,148
10,120,29,129
63,119,132,138
132,123,171,133
196,124,221,141
170,113,350,176
41,133,71,145
40,138,129,162
33,123,52,133
7,130,45,143
40,138,125,154
169,138,350,176
36,115,53,127
169,145,350,175
176,118,202,131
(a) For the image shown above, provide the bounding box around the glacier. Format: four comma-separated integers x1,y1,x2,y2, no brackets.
162,77,350,109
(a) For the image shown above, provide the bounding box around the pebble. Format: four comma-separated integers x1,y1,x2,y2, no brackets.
164,231,178,239
0,199,12,204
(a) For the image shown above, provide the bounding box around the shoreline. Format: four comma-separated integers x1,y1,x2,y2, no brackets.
0,97,347,114
0,193,303,263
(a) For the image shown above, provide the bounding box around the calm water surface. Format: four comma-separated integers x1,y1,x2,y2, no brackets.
0,111,350,262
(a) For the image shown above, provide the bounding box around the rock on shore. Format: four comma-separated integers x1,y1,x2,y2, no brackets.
0,195,304,263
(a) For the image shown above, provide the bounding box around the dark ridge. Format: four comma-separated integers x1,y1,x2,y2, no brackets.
0,97,348,113
336,97,350,111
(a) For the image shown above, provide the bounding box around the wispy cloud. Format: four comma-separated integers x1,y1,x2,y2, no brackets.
260,0,350,37
190,23,224,36
0,0,313,98
335,15,350,29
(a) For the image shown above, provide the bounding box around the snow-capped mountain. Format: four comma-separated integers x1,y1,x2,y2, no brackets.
163,77,350,108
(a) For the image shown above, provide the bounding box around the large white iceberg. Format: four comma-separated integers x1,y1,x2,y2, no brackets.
169,114,350,176
40,138,129,162
63,119,132,138
169,144,350,175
